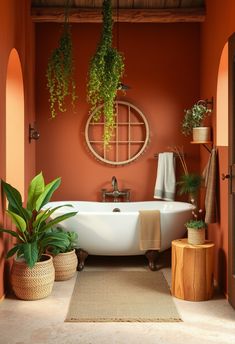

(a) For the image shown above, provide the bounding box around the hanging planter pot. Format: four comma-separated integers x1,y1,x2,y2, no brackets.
87,0,125,146
11,254,55,301
46,1,77,119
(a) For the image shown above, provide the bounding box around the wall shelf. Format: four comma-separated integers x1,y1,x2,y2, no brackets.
190,141,213,153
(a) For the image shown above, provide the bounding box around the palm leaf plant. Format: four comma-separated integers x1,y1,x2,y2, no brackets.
46,0,77,119
177,173,202,200
0,172,77,268
169,145,202,201
87,0,125,145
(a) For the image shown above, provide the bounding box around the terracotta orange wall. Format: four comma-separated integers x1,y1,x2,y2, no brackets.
200,0,235,294
36,23,201,201
0,0,36,299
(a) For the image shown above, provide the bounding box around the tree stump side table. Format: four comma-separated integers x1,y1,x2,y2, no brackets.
171,238,214,301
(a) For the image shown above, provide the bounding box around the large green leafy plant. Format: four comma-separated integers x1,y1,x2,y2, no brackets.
48,227,79,255
46,1,77,119
0,172,77,268
87,0,125,145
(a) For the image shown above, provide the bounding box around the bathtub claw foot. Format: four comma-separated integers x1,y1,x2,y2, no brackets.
145,250,159,271
76,249,88,271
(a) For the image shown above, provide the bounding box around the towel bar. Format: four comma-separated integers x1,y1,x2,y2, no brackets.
154,153,185,158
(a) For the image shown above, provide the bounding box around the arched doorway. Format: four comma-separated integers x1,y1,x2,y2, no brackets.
6,48,25,198
217,42,228,146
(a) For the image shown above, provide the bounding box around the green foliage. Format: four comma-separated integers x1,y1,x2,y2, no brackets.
48,227,79,255
46,5,77,119
87,0,125,145
0,172,77,268
185,219,206,230
181,102,212,136
177,173,202,199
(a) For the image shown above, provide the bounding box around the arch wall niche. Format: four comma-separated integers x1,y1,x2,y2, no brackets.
6,48,25,197
216,42,228,146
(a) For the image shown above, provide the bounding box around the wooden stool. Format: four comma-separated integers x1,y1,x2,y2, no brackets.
171,238,214,301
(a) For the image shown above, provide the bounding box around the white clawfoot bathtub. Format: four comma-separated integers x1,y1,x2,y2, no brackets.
46,201,193,255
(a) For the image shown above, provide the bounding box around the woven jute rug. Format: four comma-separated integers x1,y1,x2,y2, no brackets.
65,271,181,322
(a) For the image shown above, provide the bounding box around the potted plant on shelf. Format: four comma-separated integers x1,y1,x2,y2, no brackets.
87,0,125,146
47,227,79,281
181,100,212,142
0,172,77,300
185,201,206,245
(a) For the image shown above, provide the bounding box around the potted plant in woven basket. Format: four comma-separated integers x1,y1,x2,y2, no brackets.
181,100,212,142
185,200,206,245
47,227,78,281
0,172,77,300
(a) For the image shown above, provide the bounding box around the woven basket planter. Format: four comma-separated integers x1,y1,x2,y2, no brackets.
11,254,55,301
52,249,78,281
187,227,205,245
192,127,211,142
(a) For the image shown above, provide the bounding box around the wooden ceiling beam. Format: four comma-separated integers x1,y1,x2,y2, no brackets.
31,7,205,23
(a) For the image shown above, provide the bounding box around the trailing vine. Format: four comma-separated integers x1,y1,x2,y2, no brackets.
46,0,77,119
87,0,125,145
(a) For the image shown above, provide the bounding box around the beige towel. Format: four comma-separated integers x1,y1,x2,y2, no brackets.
139,210,161,250
202,148,218,223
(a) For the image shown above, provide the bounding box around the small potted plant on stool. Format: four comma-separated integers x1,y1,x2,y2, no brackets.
185,200,206,245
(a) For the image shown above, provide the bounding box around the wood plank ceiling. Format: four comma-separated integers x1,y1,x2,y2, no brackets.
31,0,206,23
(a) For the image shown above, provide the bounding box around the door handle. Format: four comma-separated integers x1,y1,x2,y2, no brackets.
222,173,231,180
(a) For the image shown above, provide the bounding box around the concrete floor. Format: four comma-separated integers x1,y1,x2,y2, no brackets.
0,253,235,344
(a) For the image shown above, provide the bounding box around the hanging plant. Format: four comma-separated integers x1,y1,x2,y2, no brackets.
87,0,125,145
46,0,77,119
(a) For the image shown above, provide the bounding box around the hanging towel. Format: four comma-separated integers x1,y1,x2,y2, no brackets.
154,152,176,201
139,210,161,251
202,147,218,224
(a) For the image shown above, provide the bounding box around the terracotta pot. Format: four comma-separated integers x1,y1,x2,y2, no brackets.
192,127,211,142
187,227,205,245
11,254,55,300
52,249,78,281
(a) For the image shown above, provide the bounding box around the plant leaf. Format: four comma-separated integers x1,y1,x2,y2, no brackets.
34,204,73,229
6,210,26,233
23,242,38,268
27,172,45,211
1,180,28,221
39,232,70,253
6,245,19,258
39,212,77,232
35,177,61,211
0,227,20,239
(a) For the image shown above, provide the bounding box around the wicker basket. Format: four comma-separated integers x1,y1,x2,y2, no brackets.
187,227,205,245
52,249,78,281
11,254,55,301
192,127,211,142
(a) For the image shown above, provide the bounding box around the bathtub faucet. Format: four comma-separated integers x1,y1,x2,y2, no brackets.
112,176,118,191
101,176,131,202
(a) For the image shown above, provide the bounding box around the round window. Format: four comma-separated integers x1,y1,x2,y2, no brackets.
85,101,150,166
